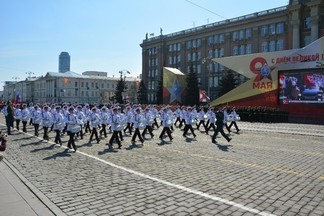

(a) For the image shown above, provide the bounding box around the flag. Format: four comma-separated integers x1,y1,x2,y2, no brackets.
149,33,154,37
64,77,69,84
199,90,210,103
304,75,315,86
15,93,21,104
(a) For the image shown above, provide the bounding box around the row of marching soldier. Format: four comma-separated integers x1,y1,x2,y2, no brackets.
2,102,240,152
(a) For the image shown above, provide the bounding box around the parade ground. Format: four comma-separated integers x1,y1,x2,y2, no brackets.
0,115,323,216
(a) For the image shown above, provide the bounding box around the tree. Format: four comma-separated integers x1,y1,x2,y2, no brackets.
137,80,148,104
219,69,238,97
114,76,126,104
155,69,163,104
184,64,200,106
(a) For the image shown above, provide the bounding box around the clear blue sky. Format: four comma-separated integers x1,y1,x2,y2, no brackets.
0,0,288,91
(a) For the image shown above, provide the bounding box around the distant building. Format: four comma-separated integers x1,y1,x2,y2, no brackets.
3,71,140,104
59,52,71,73
140,0,324,103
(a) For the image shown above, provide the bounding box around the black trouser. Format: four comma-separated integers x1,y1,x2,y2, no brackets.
123,123,132,134
174,117,181,126
206,122,216,134
197,120,207,131
179,119,185,128
183,124,196,137
89,128,100,143
54,130,62,144
22,121,27,132
152,118,159,129
159,127,173,140
15,119,20,130
109,131,121,147
29,118,32,125
224,122,231,133
77,125,83,139
99,124,107,137
131,128,144,143
212,124,231,142
85,121,91,133
43,127,49,140
118,131,123,141
142,125,154,137
33,124,39,136
229,121,240,132
67,131,77,150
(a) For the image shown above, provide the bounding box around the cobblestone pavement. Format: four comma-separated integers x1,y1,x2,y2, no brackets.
1,116,323,216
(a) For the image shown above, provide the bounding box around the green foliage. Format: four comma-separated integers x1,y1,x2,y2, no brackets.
114,76,126,104
184,65,200,106
219,69,238,97
137,80,148,104
156,69,163,104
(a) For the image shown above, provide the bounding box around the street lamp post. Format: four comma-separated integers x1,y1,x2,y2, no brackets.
119,70,130,103
202,57,214,100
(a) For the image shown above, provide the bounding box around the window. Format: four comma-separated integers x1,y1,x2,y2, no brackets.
219,48,224,57
208,50,213,58
233,46,239,55
239,45,245,55
239,30,245,40
219,34,225,43
214,35,219,44
187,41,191,49
173,56,176,64
101,83,104,88
107,83,109,88
304,35,312,46
177,55,181,63
245,28,252,39
192,40,197,48
269,24,276,35
262,41,268,52
276,22,284,34
177,43,181,51
304,17,311,29
81,82,84,87
187,53,191,61
277,40,284,51
261,25,268,36
208,36,213,45
192,52,196,61
197,52,201,61
91,82,94,88
169,56,172,64
173,44,176,51
232,31,239,41
197,65,201,74
269,40,276,52
214,63,219,72
214,49,218,58
197,39,201,47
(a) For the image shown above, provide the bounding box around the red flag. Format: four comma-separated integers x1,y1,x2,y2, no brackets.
304,75,315,86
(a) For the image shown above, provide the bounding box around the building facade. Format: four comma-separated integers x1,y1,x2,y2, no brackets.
3,71,140,104
140,0,324,103
59,52,71,73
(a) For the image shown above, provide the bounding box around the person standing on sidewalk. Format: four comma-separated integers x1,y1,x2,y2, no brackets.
0,130,7,162
4,101,14,135
212,106,232,144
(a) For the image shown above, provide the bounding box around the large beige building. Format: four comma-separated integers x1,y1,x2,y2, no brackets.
140,0,324,103
3,71,140,104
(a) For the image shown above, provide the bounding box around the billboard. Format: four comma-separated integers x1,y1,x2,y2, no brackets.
162,67,187,105
279,68,324,105
211,36,324,107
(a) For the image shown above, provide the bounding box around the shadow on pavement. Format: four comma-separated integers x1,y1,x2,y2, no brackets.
31,144,57,152
98,146,118,155
216,144,233,152
21,140,44,147
126,143,143,150
43,149,72,160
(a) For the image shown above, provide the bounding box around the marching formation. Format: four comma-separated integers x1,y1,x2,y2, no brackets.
2,102,240,152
